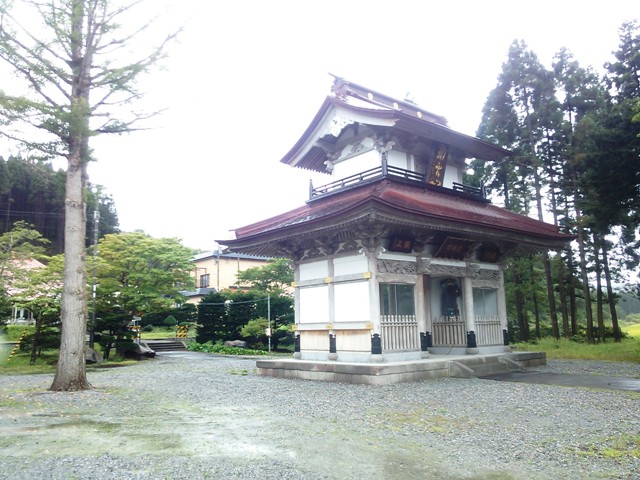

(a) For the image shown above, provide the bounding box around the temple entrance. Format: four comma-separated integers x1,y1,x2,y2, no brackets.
430,277,466,348
427,276,504,350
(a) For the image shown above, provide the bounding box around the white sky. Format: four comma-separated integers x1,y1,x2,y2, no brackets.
4,1,639,251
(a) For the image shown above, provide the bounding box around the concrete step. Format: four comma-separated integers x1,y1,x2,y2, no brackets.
450,355,525,378
471,362,511,376
144,341,187,352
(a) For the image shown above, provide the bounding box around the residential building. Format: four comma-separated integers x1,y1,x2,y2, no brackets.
181,249,271,304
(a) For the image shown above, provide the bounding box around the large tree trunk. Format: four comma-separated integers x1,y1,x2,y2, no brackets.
593,237,605,343
542,252,559,339
50,156,90,391
563,250,580,336
557,252,571,337
571,167,594,342
50,0,92,392
600,237,622,341
512,267,529,342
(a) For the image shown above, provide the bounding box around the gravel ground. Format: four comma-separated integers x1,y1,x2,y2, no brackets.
0,354,638,480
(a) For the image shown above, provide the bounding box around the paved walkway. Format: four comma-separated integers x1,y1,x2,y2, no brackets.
481,370,640,392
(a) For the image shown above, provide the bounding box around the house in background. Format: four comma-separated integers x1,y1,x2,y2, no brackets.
219,77,572,383
181,249,271,304
5,257,46,324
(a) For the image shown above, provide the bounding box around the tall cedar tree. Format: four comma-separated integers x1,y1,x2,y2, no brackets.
0,1,178,390
0,156,119,253
475,40,562,341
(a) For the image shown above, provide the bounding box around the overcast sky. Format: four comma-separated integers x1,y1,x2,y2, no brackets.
5,1,639,252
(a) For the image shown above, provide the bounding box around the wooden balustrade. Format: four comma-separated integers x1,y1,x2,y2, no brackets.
432,316,467,346
474,315,503,345
380,314,419,351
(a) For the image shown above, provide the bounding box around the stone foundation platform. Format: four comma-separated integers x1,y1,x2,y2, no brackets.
256,351,546,385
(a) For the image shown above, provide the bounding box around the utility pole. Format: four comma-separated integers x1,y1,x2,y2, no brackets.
267,294,271,353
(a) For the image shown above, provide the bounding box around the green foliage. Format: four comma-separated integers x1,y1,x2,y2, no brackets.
240,317,268,338
96,232,194,316
0,156,118,253
93,306,134,360
195,289,293,350
236,258,293,293
514,337,640,363
163,315,177,327
623,322,640,338
141,303,197,327
187,341,269,356
195,291,227,344
0,221,51,327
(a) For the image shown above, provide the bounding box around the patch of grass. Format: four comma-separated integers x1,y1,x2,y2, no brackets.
573,435,640,460
3,325,34,341
622,323,640,339
0,351,139,375
140,327,183,340
513,337,640,363
0,351,58,375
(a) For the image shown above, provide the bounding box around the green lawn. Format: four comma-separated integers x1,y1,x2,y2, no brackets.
140,326,191,340
622,323,640,338
514,336,640,363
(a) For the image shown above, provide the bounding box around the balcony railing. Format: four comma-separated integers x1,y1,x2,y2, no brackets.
309,164,486,201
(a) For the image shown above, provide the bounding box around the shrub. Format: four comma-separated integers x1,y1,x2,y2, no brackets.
187,341,269,356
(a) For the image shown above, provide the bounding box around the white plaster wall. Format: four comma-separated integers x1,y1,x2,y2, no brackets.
333,255,368,276
386,149,409,170
332,149,379,179
299,260,329,281
334,281,370,323
443,165,461,188
299,286,330,323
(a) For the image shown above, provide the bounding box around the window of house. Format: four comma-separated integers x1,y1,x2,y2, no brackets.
199,273,210,288
380,283,415,316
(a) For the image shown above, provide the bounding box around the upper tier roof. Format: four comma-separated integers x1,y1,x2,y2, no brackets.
280,76,511,172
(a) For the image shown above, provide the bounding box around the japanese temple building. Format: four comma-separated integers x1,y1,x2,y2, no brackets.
219,76,572,383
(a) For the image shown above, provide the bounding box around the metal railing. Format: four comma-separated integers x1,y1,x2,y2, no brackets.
310,165,485,201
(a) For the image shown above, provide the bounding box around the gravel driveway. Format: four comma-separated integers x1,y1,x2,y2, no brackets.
0,353,638,480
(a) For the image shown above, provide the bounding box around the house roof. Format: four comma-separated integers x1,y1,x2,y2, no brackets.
220,179,572,257
193,251,271,262
280,76,511,172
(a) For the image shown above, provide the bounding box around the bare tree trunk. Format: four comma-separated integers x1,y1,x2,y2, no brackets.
50,1,91,391
600,237,622,341
557,251,571,337
50,156,90,391
529,164,560,339
30,316,41,364
593,236,605,343
512,267,529,342
567,254,579,336
570,167,594,342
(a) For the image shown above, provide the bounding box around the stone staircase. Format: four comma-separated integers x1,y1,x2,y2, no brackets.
143,340,187,352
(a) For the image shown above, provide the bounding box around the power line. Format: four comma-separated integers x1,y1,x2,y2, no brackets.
0,208,64,218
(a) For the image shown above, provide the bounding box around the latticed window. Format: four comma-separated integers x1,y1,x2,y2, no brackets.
379,284,415,316
199,273,210,288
